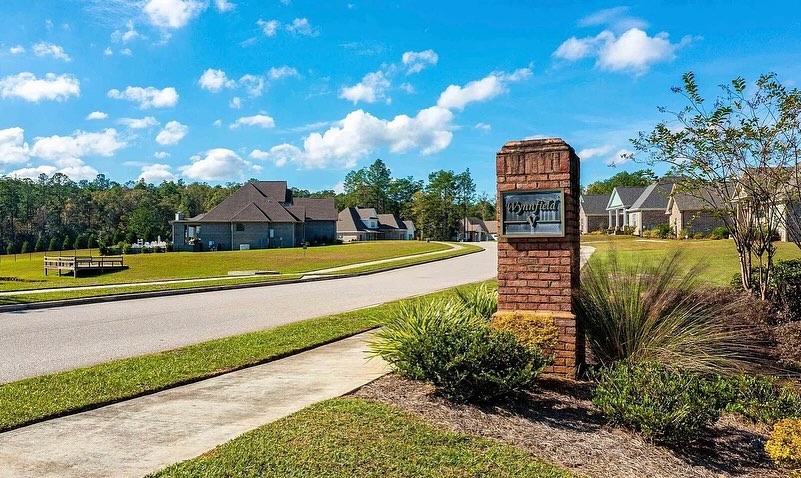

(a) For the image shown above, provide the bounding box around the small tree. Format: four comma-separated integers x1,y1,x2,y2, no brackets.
20,241,30,254
34,237,44,252
6,243,15,255
48,237,58,252
632,72,794,299
73,234,85,250
62,235,71,251
87,234,97,249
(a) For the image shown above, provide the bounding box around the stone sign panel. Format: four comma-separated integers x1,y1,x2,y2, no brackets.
496,138,583,378
501,189,565,237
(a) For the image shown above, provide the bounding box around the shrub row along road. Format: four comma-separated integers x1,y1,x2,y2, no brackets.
0,243,496,383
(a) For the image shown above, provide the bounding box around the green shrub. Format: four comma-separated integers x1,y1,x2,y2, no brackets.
87,234,97,249
61,236,71,251
710,226,730,239
122,243,133,255
142,246,152,254
655,223,673,239
34,238,44,252
369,292,548,402
772,259,801,322
73,234,86,250
721,374,801,424
576,251,766,375
396,323,549,402
166,243,174,252
20,241,30,254
777,322,801,369
592,361,727,444
692,232,705,240
47,237,58,252
97,242,109,256
5,243,14,255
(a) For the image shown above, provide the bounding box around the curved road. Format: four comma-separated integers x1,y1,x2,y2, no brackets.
0,243,496,383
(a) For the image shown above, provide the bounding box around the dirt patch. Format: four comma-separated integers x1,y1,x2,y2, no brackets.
352,374,783,478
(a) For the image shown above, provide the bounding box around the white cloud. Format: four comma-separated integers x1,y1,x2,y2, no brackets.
107,86,179,108
31,129,127,162
474,122,491,131
0,72,80,102
578,144,614,160
7,165,58,179
120,48,133,56
143,0,207,29
268,66,300,80
258,106,454,169
154,151,170,159
103,47,113,56
553,28,693,74
213,119,222,127
333,181,344,194
606,148,633,166
198,68,235,92
58,162,100,181
112,21,141,43
32,42,72,61
401,49,438,74
436,68,531,110
214,0,235,12
399,82,414,94
179,148,251,180
257,19,280,37
229,96,241,109
286,18,318,36
9,45,25,55
118,116,159,129
230,114,275,129
238,74,264,96
339,70,390,104
578,6,647,31
86,111,109,120
0,127,30,165
138,163,176,182
155,120,188,145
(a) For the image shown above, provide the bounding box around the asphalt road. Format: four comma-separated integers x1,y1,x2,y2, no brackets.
0,243,496,383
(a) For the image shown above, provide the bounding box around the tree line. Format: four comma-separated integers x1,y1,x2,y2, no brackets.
0,160,497,253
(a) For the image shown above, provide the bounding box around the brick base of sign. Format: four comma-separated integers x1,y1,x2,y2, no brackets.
496,138,584,379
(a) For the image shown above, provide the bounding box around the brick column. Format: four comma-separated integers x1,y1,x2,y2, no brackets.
496,138,584,378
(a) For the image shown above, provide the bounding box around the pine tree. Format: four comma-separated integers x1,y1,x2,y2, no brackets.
20,241,30,254
48,237,58,252
34,237,44,252
62,235,71,251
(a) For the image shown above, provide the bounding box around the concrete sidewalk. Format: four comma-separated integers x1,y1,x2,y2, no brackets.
0,332,386,478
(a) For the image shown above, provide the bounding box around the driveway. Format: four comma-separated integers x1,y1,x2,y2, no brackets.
0,243,497,383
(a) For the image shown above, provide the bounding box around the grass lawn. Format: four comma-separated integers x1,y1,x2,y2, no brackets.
0,241,450,292
0,280,493,432
583,235,801,286
148,398,573,478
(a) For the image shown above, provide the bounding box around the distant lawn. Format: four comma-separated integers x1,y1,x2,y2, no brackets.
0,241,450,292
149,398,573,478
583,235,801,286
0,280,493,432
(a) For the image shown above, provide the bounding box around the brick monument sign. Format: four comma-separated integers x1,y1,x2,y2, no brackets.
496,138,584,378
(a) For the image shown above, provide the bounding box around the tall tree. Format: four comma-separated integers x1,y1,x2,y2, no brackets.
584,169,657,195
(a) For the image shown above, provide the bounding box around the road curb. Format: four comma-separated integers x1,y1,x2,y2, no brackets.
0,247,483,313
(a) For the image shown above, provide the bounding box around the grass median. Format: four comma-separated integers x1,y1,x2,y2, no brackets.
0,280,492,432
149,398,573,478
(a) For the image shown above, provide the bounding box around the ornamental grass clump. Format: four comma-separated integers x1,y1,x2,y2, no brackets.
576,250,769,375
592,361,728,444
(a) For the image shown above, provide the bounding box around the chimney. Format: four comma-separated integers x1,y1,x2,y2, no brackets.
175,212,185,221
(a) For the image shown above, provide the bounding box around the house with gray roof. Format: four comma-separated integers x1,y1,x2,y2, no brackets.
606,186,647,231
170,181,337,251
336,207,414,242
579,194,610,233
458,217,497,241
666,185,726,237
627,180,677,235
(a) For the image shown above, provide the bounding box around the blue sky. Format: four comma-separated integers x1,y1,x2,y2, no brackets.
1,1,800,196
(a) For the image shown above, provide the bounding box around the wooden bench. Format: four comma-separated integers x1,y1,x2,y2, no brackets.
44,256,127,277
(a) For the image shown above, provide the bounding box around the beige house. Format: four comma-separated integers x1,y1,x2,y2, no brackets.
458,217,497,241
627,180,677,235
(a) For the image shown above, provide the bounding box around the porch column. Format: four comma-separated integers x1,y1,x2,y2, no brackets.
615,209,620,228
622,209,628,227
608,210,612,228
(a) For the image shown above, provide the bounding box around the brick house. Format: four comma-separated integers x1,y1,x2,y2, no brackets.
336,207,414,242
665,185,726,237
170,181,337,251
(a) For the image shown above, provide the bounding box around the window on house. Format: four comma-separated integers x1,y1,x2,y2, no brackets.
235,223,245,232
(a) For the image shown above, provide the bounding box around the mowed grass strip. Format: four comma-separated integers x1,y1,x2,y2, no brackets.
584,235,801,286
0,241,450,292
0,281,492,432
149,398,574,478
315,242,484,275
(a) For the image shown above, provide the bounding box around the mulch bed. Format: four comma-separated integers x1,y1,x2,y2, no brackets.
351,374,784,478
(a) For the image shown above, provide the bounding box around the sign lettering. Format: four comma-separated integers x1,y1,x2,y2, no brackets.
501,189,565,237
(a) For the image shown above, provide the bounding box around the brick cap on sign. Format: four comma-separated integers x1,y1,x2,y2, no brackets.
498,138,575,154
